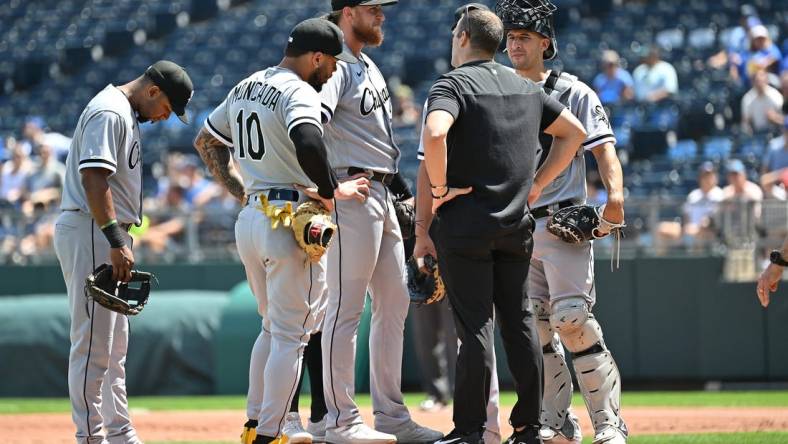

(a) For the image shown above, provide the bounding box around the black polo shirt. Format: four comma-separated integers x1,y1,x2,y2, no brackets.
427,60,564,238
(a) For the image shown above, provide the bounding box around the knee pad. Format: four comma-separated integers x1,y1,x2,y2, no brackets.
550,298,604,353
536,299,575,434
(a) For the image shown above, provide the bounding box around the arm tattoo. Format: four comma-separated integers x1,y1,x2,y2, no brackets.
193,129,246,202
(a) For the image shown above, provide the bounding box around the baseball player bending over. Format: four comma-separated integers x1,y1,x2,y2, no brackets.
55,60,193,444
194,18,367,444
319,2,443,443
497,1,628,443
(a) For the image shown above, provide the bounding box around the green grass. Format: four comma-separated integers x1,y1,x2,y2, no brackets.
3,391,788,414
145,433,788,444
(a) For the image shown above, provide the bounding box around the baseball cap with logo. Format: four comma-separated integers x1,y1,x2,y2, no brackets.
287,18,359,64
145,60,194,124
331,0,398,11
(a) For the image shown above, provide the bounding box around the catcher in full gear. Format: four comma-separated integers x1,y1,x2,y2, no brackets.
496,1,628,443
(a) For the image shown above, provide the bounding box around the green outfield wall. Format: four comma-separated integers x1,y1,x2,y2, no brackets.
0,257,785,396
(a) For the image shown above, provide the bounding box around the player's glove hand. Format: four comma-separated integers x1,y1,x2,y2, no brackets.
292,200,337,263
393,196,416,240
84,263,154,316
546,204,626,244
407,255,446,306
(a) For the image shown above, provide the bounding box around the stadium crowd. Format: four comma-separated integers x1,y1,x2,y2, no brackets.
0,1,786,274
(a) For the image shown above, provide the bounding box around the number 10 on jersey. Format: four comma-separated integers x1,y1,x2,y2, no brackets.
235,109,265,160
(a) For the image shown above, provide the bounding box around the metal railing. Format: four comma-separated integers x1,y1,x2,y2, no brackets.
1,198,786,280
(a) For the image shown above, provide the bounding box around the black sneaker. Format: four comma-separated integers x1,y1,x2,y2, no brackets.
251,434,276,444
434,429,483,444
504,426,542,444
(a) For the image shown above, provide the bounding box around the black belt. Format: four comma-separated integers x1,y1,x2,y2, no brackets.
531,200,574,220
246,188,300,205
347,167,395,186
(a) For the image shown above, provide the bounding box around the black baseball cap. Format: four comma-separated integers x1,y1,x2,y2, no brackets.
145,60,193,124
332,0,398,10
452,3,490,30
287,18,359,64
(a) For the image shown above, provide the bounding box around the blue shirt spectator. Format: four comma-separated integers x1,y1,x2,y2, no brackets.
633,46,678,103
593,50,634,105
732,25,782,87
763,121,788,174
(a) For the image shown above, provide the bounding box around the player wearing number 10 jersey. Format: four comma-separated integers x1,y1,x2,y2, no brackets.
193,18,368,444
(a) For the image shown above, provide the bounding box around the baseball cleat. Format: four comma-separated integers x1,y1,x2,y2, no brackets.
324,423,396,444
282,412,313,444
592,423,628,444
504,426,542,444
434,429,483,444
307,414,327,442
540,411,582,443
377,419,444,444
242,419,259,444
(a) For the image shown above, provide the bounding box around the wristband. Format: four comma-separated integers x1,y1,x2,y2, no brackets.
101,221,126,248
431,187,450,199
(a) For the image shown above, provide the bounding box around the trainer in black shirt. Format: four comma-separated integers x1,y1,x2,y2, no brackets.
421,8,587,444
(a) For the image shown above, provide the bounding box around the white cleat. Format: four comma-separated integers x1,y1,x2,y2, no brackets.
377,419,444,444
282,412,313,444
540,412,582,444
307,415,328,443
592,425,627,444
325,423,397,444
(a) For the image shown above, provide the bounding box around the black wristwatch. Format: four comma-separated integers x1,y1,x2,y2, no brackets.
770,250,788,267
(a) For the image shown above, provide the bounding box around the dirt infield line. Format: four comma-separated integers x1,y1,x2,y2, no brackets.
4,406,788,443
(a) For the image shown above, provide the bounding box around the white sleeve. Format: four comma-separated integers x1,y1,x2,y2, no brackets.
286,84,323,136
205,98,233,146
319,64,346,124
416,99,428,160
77,111,125,174
663,63,678,95
573,87,616,150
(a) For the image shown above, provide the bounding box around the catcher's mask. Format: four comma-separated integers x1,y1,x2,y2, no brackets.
84,264,153,315
496,0,558,60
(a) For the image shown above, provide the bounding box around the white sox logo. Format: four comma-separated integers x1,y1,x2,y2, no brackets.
592,105,611,129
359,86,390,117
128,141,140,169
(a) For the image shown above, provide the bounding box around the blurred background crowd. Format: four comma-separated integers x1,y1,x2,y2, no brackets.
0,0,786,280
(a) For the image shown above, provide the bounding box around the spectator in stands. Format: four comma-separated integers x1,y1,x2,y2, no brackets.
180,155,216,207
683,162,725,241
656,161,723,251
741,69,783,134
392,83,421,127
592,50,634,105
719,159,763,243
732,25,782,87
632,46,678,103
763,118,788,174
139,184,188,255
21,116,72,161
0,143,33,206
22,143,66,216
709,5,761,70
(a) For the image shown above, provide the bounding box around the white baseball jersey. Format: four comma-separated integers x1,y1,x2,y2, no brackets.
61,84,143,225
533,71,616,208
204,66,323,191
320,53,399,173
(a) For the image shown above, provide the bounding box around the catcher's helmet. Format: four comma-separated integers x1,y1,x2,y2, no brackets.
496,0,558,60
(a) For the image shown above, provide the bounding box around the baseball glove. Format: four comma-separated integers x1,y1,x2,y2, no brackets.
84,264,154,316
546,204,626,244
407,255,446,306
393,197,416,240
292,200,337,263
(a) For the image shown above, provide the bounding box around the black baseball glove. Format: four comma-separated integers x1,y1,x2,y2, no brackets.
407,255,446,306
84,264,155,316
546,204,626,244
394,197,416,240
